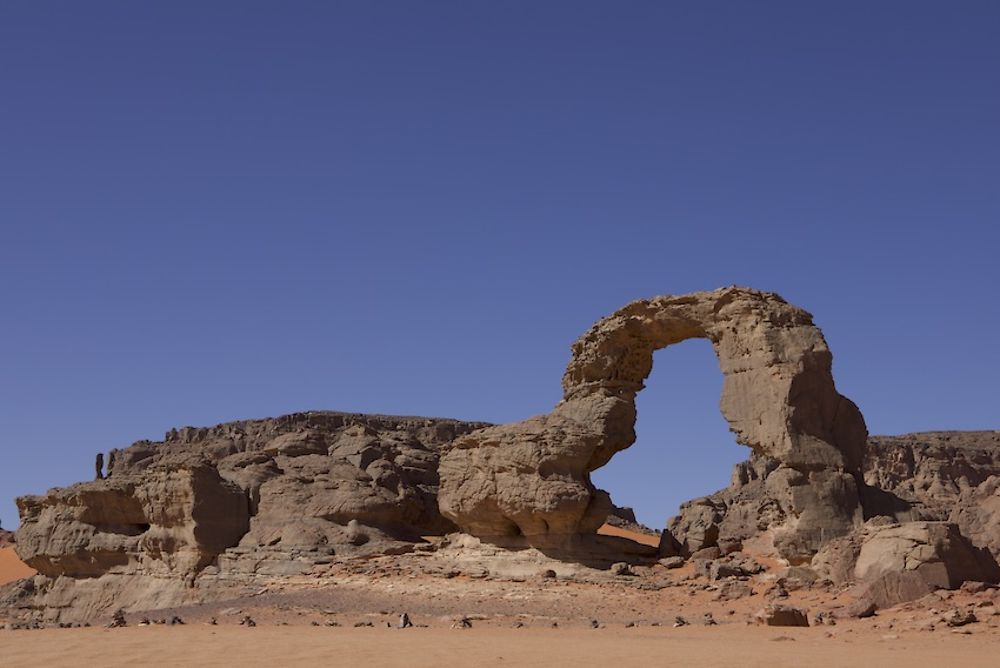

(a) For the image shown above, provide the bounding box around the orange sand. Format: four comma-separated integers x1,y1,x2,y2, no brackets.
3,624,997,668
596,523,660,547
0,546,35,585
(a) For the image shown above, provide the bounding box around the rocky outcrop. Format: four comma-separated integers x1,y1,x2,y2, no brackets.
949,476,1000,561
17,466,248,578
0,529,13,549
660,431,1000,563
812,519,1000,610
660,455,808,557
9,288,999,623
14,411,488,620
439,287,867,561
862,432,1000,521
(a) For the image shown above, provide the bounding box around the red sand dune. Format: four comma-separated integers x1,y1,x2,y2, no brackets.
0,546,36,585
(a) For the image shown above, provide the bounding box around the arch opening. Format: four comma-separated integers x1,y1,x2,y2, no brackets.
591,339,746,535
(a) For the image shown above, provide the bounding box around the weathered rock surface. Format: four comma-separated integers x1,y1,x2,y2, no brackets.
0,529,13,549
14,411,488,620
440,287,868,561
812,519,1000,610
605,505,659,536
862,432,1000,522
662,431,1000,564
17,466,248,578
950,476,1000,561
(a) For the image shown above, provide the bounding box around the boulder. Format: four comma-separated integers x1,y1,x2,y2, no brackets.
690,546,722,561
863,432,1000,522
813,520,1000,611
949,475,1000,561
855,522,996,583
663,498,723,555
658,556,685,569
844,598,876,618
610,562,636,576
755,604,809,627
715,580,753,600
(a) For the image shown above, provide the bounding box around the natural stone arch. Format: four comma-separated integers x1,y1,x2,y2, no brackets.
438,287,868,560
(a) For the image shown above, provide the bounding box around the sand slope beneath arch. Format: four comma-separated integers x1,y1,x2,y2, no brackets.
0,546,35,585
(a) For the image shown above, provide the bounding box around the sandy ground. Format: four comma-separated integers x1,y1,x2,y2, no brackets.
0,547,35,585
3,624,998,668
595,523,660,547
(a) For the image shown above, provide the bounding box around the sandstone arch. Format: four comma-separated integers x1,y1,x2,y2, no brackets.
438,287,868,560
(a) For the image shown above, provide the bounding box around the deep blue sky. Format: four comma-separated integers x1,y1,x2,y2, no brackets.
2,2,998,530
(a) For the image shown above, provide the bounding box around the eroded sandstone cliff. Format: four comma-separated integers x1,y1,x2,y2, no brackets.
663,432,1000,555
862,431,1000,520
7,288,999,622
14,411,489,620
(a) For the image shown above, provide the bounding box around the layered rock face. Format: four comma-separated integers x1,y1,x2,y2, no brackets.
670,431,1000,610
17,467,247,579
860,431,1000,567
14,411,488,619
662,431,1000,561
439,287,868,560
812,518,1000,610
862,431,1000,521
950,478,1000,562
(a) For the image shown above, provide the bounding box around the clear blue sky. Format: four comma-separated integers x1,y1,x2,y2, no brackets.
2,2,998,530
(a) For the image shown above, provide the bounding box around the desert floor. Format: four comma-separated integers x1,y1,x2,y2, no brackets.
3,624,998,668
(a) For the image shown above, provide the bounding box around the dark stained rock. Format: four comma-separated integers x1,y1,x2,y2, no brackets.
944,608,977,627
844,598,876,618
755,604,809,627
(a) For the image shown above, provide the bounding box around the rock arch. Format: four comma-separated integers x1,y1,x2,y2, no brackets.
438,287,868,560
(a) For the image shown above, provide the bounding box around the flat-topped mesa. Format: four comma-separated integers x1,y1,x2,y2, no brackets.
438,286,869,561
